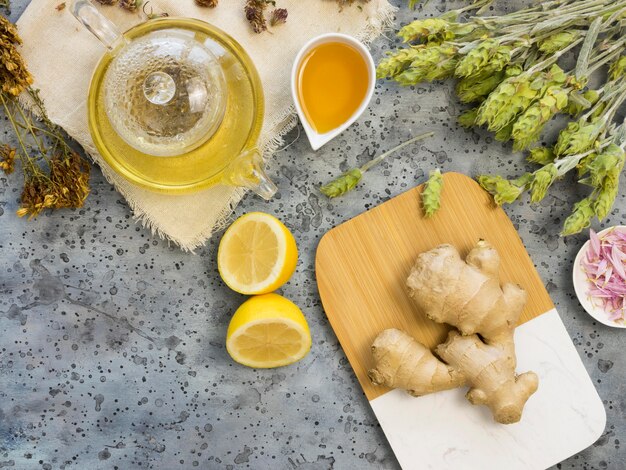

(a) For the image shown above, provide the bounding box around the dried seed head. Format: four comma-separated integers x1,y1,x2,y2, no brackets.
119,0,141,11
269,8,288,27
320,169,363,198
195,0,218,7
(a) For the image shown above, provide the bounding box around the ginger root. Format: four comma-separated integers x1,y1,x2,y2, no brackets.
368,240,538,424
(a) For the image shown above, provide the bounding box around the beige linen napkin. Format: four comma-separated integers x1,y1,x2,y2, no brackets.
17,0,395,250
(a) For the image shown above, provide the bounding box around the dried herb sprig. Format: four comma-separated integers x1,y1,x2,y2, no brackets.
320,132,434,198
0,16,90,218
119,0,141,11
269,8,288,27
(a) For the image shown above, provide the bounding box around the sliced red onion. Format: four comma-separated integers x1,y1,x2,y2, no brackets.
583,228,626,324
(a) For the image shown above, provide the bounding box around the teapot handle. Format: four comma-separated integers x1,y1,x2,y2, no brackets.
70,0,123,50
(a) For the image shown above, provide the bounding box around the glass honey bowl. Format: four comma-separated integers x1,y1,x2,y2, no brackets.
71,0,276,198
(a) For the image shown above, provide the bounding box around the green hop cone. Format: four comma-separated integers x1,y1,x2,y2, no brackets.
320,168,362,198
608,56,626,81
494,123,514,142
458,108,478,128
511,86,569,151
594,169,620,220
529,163,558,203
455,39,512,79
576,152,597,178
456,69,506,104
421,169,444,218
554,119,603,156
538,31,578,55
398,18,454,44
586,143,626,188
478,174,529,205
561,198,595,236
395,45,459,85
377,47,423,79
527,147,555,165
476,75,538,132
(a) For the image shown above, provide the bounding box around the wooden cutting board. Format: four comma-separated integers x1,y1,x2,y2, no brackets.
315,173,605,470
316,172,554,401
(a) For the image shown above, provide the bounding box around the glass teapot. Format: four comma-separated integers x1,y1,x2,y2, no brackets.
71,0,276,199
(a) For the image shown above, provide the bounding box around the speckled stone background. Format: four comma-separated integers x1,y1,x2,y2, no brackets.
0,1,624,469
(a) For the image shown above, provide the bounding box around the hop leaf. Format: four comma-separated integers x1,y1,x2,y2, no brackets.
527,147,555,165
511,86,569,150
538,32,577,54
320,169,362,198
561,198,595,236
529,164,558,203
608,56,626,81
458,108,478,128
455,40,512,79
398,18,454,44
478,174,528,205
377,47,423,79
594,168,621,220
395,45,459,85
421,169,443,217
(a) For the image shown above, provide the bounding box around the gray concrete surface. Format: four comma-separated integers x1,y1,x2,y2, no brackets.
0,1,624,469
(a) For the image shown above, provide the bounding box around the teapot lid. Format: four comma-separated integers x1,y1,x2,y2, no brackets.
103,29,227,157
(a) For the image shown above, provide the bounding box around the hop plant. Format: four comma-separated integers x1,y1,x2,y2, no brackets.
538,31,578,54
458,108,478,128
529,164,558,203
477,174,530,205
456,69,505,104
527,147,555,165
394,45,459,85
585,143,625,188
554,119,603,156
561,198,595,236
511,86,569,150
421,169,443,217
377,47,423,79
398,18,454,44
476,75,538,132
455,39,512,79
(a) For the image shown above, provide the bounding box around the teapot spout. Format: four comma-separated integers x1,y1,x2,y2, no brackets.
71,0,124,50
223,149,277,201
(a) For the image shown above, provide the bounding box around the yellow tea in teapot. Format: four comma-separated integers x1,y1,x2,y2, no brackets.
296,42,369,134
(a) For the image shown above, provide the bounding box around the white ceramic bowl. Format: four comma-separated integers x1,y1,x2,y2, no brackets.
573,225,626,328
291,33,375,151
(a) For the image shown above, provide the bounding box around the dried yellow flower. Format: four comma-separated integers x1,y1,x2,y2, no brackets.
0,144,15,174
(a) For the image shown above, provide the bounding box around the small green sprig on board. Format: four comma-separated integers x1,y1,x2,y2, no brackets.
421,169,443,218
319,132,434,198
380,0,626,235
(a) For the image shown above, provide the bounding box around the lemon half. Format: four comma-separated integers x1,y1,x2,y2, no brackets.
226,294,312,368
218,212,298,295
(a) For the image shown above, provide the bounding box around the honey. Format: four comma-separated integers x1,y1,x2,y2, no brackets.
296,42,369,134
